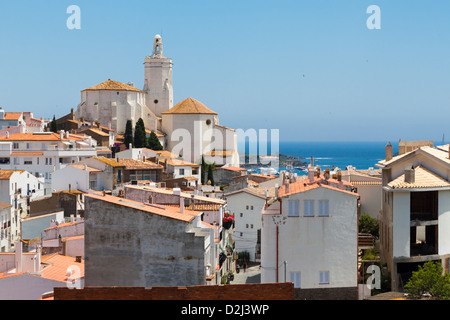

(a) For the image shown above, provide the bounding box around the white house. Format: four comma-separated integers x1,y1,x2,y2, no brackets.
225,187,276,262
0,202,13,252
376,142,450,291
0,169,45,251
0,131,97,194
0,242,84,300
165,159,202,181
261,171,359,300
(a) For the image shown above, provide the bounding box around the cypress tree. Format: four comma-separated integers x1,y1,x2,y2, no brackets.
148,131,163,150
134,118,147,148
50,115,57,133
207,163,215,186
124,120,133,148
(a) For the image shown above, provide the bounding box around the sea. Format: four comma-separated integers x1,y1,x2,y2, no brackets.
240,141,400,176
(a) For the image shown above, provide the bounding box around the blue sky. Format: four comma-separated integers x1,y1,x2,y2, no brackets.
0,0,449,142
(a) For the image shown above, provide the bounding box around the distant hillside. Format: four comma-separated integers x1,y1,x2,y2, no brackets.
239,153,308,169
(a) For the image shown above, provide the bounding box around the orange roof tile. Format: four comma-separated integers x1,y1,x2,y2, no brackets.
82,79,144,93
278,177,359,198
85,193,201,222
166,159,201,167
0,169,24,180
0,132,84,141
2,112,22,120
10,152,44,156
162,97,218,115
388,165,450,189
93,156,126,167
117,158,163,170
40,254,84,283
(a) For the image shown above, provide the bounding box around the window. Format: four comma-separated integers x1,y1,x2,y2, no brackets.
13,158,19,165
26,143,31,149
24,158,32,165
251,206,254,210
13,143,19,149
240,213,243,217
246,224,249,228
179,168,185,176
304,200,314,217
290,272,301,288
246,205,249,210
318,200,329,217
319,271,329,284
251,224,253,229
288,200,299,217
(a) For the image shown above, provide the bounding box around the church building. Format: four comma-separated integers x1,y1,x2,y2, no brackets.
75,35,239,167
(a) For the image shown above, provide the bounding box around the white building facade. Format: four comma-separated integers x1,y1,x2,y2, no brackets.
261,177,359,299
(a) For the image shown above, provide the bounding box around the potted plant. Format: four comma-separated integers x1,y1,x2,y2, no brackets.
223,213,234,230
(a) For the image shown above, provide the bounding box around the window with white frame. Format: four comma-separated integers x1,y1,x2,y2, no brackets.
318,200,329,217
304,200,314,217
290,272,301,288
288,200,299,217
319,271,329,284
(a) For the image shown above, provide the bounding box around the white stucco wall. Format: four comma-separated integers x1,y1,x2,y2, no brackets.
392,191,410,258
262,187,358,289
438,190,450,256
226,191,266,261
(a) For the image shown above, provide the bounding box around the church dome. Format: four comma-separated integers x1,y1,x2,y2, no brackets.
161,97,218,115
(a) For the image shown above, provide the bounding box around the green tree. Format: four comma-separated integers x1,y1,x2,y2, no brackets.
134,118,147,148
404,261,450,299
201,156,207,184
207,163,215,186
359,214,379,239
124,120,133,148
148,131,163,150
50,115,57,133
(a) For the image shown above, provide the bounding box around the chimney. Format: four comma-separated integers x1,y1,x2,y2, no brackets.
275,183,279,198
310,156,314,167
5,131,9,139
75,256,82,263
70,214,74,223
60,130,64,140
404,165,415,184
385,142,393,161
337,171,343,189
34,245,42,273
180,197,185,213
308,168,315,183
15,241,23,273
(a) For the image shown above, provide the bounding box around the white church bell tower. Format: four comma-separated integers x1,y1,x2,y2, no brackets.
144,35,174,117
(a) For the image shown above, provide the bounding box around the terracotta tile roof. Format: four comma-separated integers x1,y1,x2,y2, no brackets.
388,165,450,189
217,166,247,172
226,187,277,199
10,152,44,156
117,158,163,170
44,220,82,231
40,254,84,283
166,159,201,167
2,112,22,121
0,170,15,180
85,193,200,222
82,79,144,93
161,97,218,115
69,164,103,172
0,132,84,141
278,177,359,198
146,149,178,159
205,150,235,156
93,156,126,167
0,201,12,209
